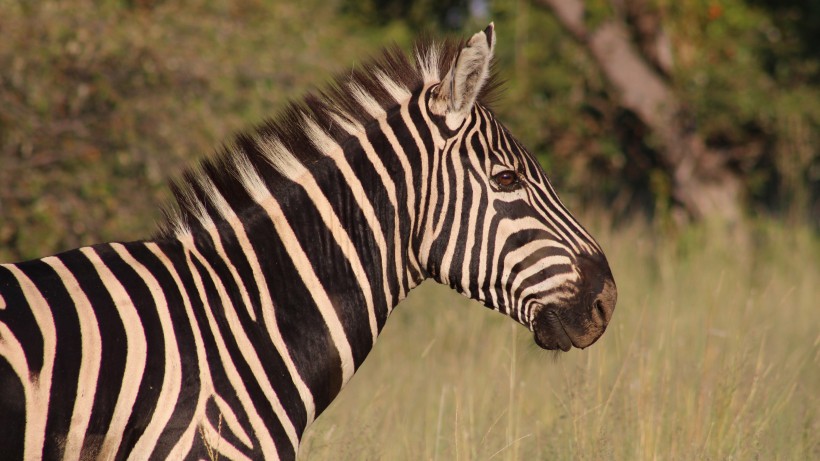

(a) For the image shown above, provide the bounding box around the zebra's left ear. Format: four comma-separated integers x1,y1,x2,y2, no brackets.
431,23,495,126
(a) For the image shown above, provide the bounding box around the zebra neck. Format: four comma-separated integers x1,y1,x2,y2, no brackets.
174,123,432,411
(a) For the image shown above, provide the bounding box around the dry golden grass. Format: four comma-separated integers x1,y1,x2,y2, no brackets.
300,220,818,460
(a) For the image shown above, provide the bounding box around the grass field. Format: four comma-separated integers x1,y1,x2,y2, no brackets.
299,219,818,460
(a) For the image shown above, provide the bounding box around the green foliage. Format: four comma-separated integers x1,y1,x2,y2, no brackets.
480,0,819,221
340,0,471,31
0,0,377,261
667,0,820,218
0,0,818,262
486,1,655,214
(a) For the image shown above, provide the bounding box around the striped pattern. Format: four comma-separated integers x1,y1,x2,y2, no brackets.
0,25,615,460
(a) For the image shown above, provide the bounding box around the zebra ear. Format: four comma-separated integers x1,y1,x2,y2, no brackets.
431,23,495,125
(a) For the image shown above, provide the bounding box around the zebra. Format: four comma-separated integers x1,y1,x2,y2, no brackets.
0,24,616,460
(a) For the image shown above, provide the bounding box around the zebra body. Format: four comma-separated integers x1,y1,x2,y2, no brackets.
0,25,616,460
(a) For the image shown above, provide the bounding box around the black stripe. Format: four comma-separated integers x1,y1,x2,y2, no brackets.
0,266,27,459
388,105,425,284
192,229,308,435
446,165,477,291
467,173,488,297
275,170,372,370
55,249,126,458
310,156,389,330
363,118,413,295
167,246,257,455
342,136,401,305
243,198,343,415
189,253,291,460
208,216,265,321
0,265,44,377
481,212,503,312
85,243,164,457
408,90,435,252
203,396,254,458
0,355,25,460
17,258,79,460
129,241,201,460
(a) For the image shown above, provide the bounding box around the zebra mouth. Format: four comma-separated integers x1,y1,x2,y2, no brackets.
531,305,573,352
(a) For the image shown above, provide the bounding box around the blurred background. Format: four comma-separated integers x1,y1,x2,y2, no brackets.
0,0,817,260
0,0,817,459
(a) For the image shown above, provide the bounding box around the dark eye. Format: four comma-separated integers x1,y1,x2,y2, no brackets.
492,170,520,190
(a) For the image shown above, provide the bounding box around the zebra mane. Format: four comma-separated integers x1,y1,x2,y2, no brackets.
156,35,502,239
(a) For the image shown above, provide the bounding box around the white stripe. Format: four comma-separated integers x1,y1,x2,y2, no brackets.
420,103,472,265
42,255,102,461
0,325,40,456
486,221,506,313
213,393,254,449
234,163,355,382
436,139,466,284
350,83,386,119
194,187,258,323
80,246,148,459
415,83,447,269
207,229,257,322
255,197,355,382
501,243,574,320
306,118,393,328
198,176,317,425
401,92,435,250
417,137,442,267
234,149,270,206
377,111,422,286
112,244,183,459
168,205,192,238
199,416,253,461
430,141,458,248
145,243,213,461
458,175,483,298
235,149,364,358
460,119,494,300
327,111,360,137
185,239,297,452
417,44,442,84
490,216,569,314
401,91,431,251
258,134,380,344
3,264,56,460
316,115,407,308
256,136,306,181
302,174,379,343
375,70,411,103
179,237,282,458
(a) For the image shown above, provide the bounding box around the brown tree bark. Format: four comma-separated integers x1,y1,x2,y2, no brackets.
536,0,743,222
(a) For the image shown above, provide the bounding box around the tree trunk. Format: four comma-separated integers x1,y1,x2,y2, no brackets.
536,0,743,222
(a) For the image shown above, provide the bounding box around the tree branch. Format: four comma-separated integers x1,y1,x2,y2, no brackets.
535,0,742,221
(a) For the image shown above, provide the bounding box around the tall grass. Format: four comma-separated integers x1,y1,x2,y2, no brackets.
299,220,818,460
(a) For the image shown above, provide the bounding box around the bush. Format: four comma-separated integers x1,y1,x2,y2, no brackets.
0,0,376,261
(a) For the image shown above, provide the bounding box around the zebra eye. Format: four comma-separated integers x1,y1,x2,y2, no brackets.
492,170,520,190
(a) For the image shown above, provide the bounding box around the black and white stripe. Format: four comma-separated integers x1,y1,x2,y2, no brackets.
0,24,616,460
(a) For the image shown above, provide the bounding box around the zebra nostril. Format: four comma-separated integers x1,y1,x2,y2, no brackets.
591,276,617,326
593,298,607,324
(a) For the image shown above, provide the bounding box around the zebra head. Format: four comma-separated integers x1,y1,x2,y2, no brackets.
417,24,617,351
